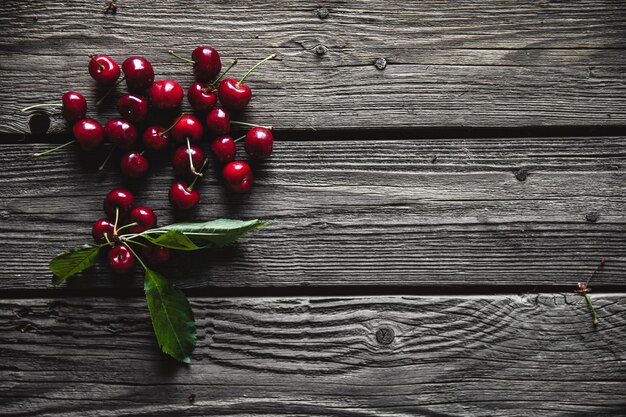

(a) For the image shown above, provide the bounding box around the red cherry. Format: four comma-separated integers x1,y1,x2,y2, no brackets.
61,92,87,122
127,206,157,234
149,79,184,110
169,181,200,210
172,114,203,143
88,54,120,85
108,244,135,273
206,106,230,135
103,188,134,219
116,94,148,123
188,82,217,111
104,118,138,150
120,151,149,178
218,78,251,111
73,118,104,151
211,135,237,163
92,218,116,243
142,126,170,151
223,161,253,193
141,244,171,266
172,144,204,179
191,46,222,81
245,127,274,159
122,56,154,92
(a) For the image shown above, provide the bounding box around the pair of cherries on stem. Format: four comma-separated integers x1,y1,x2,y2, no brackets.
92,189,169,273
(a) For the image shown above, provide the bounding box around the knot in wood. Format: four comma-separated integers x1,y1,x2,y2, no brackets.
314,45,328,56
585,211,599,223
375,326,394,345
514,168,528,182
374,58,387,70
315,7,329,19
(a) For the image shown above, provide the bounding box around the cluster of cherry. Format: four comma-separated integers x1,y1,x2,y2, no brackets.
23,46,276,210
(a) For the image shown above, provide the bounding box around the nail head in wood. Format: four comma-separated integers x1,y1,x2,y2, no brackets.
314,45,327,56
585,211,600,223
315,7,329,19
375,58,387,70
514,168,528,182
375,326,395,345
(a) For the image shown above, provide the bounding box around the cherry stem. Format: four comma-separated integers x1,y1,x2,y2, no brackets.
168,50,195,64
187,138,201,177
237,53,277,86
88,54,106,71
104,232,112,246
98,146,116,171
113,207,120,234
231,120,272,130
211,59,238,85
96,76,125,107
188,158,209,191
160,114,185,137
32,140,75,157
116,222,139,233
585,257,606,288
123,241,149,271
21,103,63,112
583,293,600,326
234,134,246,143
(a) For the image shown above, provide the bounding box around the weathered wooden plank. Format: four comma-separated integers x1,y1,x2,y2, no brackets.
2,295,625,416
1,0,626,133
0,137,624,290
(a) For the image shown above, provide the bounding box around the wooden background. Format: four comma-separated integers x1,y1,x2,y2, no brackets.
1,1,625,415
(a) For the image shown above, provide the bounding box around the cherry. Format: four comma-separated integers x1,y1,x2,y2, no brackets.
142,126,170,151
188,82,217,111
172,114,203,143
223,161,253,193
211,135,237,163
191,46,222,81
206,106,230,135
116,94,148,123
122,56,154,92
169,181,200,210
149,80,184,110
60,92,87,122
245,127,274,159
104,118,138,150
108,244,135,273
218,54,276,111
127,206,157,233
120,151,149,178
88,54,120,85
141,244,171,266
172,143,204,178
103,188,134,219
92,218,116,243
73,118,104,151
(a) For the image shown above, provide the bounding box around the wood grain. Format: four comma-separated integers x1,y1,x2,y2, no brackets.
0,137,624,290
1,0,626,133
2,295,625,416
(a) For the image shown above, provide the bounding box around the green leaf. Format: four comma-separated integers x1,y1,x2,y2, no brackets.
144,268,197,363
146,219,267,248
144,230,203,251
50,244,101,285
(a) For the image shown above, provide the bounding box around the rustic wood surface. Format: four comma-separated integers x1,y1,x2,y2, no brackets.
2,295,626,417
1,0,626,134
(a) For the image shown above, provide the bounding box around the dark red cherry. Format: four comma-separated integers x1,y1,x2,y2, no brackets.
127,206,156,234
211,135,237,163
61,92,87,122
73,118,104,151
116,94,148,123
122,56,154,92
188,82,217,111
191,46,222,81
206,106,230,135
172,144,204,179
92,218,116,243
172,114,203,143
245,127,274,159
169,181,200,210
103,188,134,219
223,161,253,193
141,244,171,266
218,78,251,111
104,118,138,150
108,244,135,273
120,151,149,178
142,126,169,151
149,79,184,110
88,54,120,85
